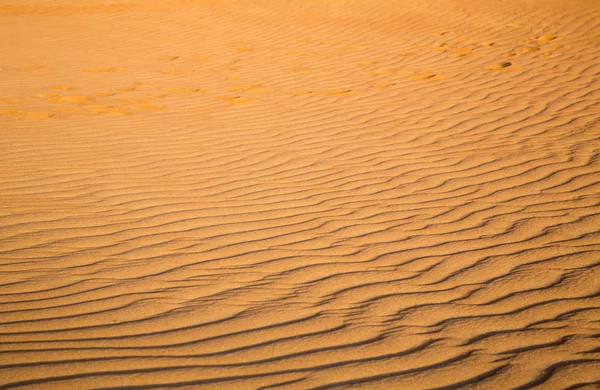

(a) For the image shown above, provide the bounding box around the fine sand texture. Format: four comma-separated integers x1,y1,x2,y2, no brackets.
1,0,600,388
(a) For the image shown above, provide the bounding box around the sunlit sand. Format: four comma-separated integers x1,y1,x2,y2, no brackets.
1,0,599,388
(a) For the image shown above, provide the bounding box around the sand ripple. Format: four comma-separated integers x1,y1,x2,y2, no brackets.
1,0,599,388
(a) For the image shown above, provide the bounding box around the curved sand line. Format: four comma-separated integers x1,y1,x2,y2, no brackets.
1,0,600,388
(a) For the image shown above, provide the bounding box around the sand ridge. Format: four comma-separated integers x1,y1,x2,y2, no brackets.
1,0,600,388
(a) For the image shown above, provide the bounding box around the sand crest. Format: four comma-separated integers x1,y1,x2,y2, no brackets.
1,0,599,388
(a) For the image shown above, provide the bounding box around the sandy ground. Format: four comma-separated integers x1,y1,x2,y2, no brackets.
1,0,600,388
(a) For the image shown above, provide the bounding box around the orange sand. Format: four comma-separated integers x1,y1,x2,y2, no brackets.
1,0,600,388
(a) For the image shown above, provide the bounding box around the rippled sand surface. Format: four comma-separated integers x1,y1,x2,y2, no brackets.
1,0,600,388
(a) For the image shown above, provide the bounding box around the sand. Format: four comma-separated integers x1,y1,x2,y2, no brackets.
1,0,599,388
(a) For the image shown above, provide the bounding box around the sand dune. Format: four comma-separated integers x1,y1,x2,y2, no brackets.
1,0,600,388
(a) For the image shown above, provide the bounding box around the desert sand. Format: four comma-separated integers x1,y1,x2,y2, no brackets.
1,0,599,388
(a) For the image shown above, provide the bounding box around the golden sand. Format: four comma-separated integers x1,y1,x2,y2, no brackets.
1,0,599,388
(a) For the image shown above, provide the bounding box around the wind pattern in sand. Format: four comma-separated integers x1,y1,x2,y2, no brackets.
1,0,600,388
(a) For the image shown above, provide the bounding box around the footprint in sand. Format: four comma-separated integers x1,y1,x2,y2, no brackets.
0,97,22,103
431,43,449,52
36,93,57,98
0,109,23,117
214,96,255,105
519,46,541,53
135,104,167,111
538,35,557,43
47,95,95,104
49,86,73,91
431,43,473,57
452,48,473,57
354,61,379,66
83,105,132,116
0,110,53,119
485,62,513,71
22,112,54,119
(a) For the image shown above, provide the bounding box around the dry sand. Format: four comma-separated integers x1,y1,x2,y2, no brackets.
1,0,600,388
